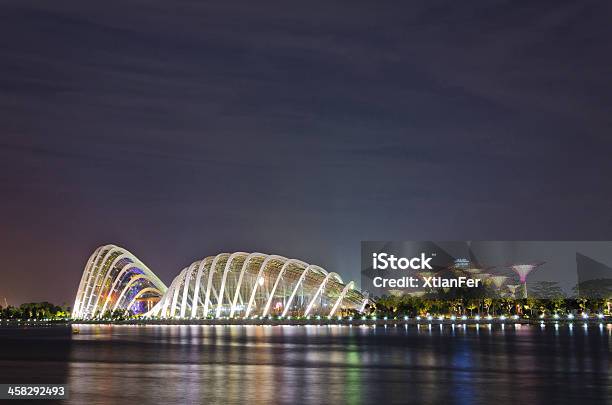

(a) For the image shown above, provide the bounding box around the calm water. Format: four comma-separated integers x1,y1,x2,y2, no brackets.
0,323,610,404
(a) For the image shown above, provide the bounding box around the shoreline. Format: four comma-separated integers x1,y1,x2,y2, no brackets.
1,318,609,327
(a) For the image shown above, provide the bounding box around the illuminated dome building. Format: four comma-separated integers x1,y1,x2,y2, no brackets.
72,245,167,319
73,245,369,320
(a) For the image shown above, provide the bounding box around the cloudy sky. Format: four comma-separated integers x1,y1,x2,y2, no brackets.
1,0,611,305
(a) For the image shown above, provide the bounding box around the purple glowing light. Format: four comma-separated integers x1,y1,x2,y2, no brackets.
511,264,538,283
509,262,544,298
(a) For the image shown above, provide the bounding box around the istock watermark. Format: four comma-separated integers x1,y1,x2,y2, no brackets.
371,252,434,270
361,241,612,299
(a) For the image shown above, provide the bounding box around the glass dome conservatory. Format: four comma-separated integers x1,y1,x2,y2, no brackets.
73,245,369,319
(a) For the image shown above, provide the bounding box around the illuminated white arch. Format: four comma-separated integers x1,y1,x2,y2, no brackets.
90,252,131,315
190,257,213,318
359,297,369,312
111,274,152,311
229,253,266,318
280,264,318,317
92,246,166,316
99,263,143,315
304,272,342,317
72,247,101,317
75,244,113,317
179,262,200,318
82,246,124,316
74,245,167,319
262,259,307,317
154,274,180,318
78,245,111,315
84,245,122,316
160,273,183,317
244,255,287,318
169,268,189,318
126,287,163,312
328,281,354,317
215,252,248,318
202,254,230,317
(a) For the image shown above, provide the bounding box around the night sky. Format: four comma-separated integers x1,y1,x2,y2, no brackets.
2,1,612,306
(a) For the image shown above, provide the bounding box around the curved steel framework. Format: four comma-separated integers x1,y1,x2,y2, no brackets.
73,245,369,319
72,245,167,319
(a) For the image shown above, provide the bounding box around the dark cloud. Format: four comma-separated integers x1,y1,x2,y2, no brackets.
1,0,612,305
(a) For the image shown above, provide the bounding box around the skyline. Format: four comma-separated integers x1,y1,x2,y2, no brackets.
2,1,612,306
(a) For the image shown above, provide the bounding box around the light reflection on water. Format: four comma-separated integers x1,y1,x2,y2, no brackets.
0,324,610,404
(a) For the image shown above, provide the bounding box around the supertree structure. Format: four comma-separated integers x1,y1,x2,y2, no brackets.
489,275,508,289
510,263,544,298
507,284,520,298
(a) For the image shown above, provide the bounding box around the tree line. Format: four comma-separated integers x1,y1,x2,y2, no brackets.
0,302,70,320
371,295,610,318
367,279,612,318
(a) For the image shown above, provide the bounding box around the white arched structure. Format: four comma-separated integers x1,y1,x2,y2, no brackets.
73,245,369,320
72,245,167,319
